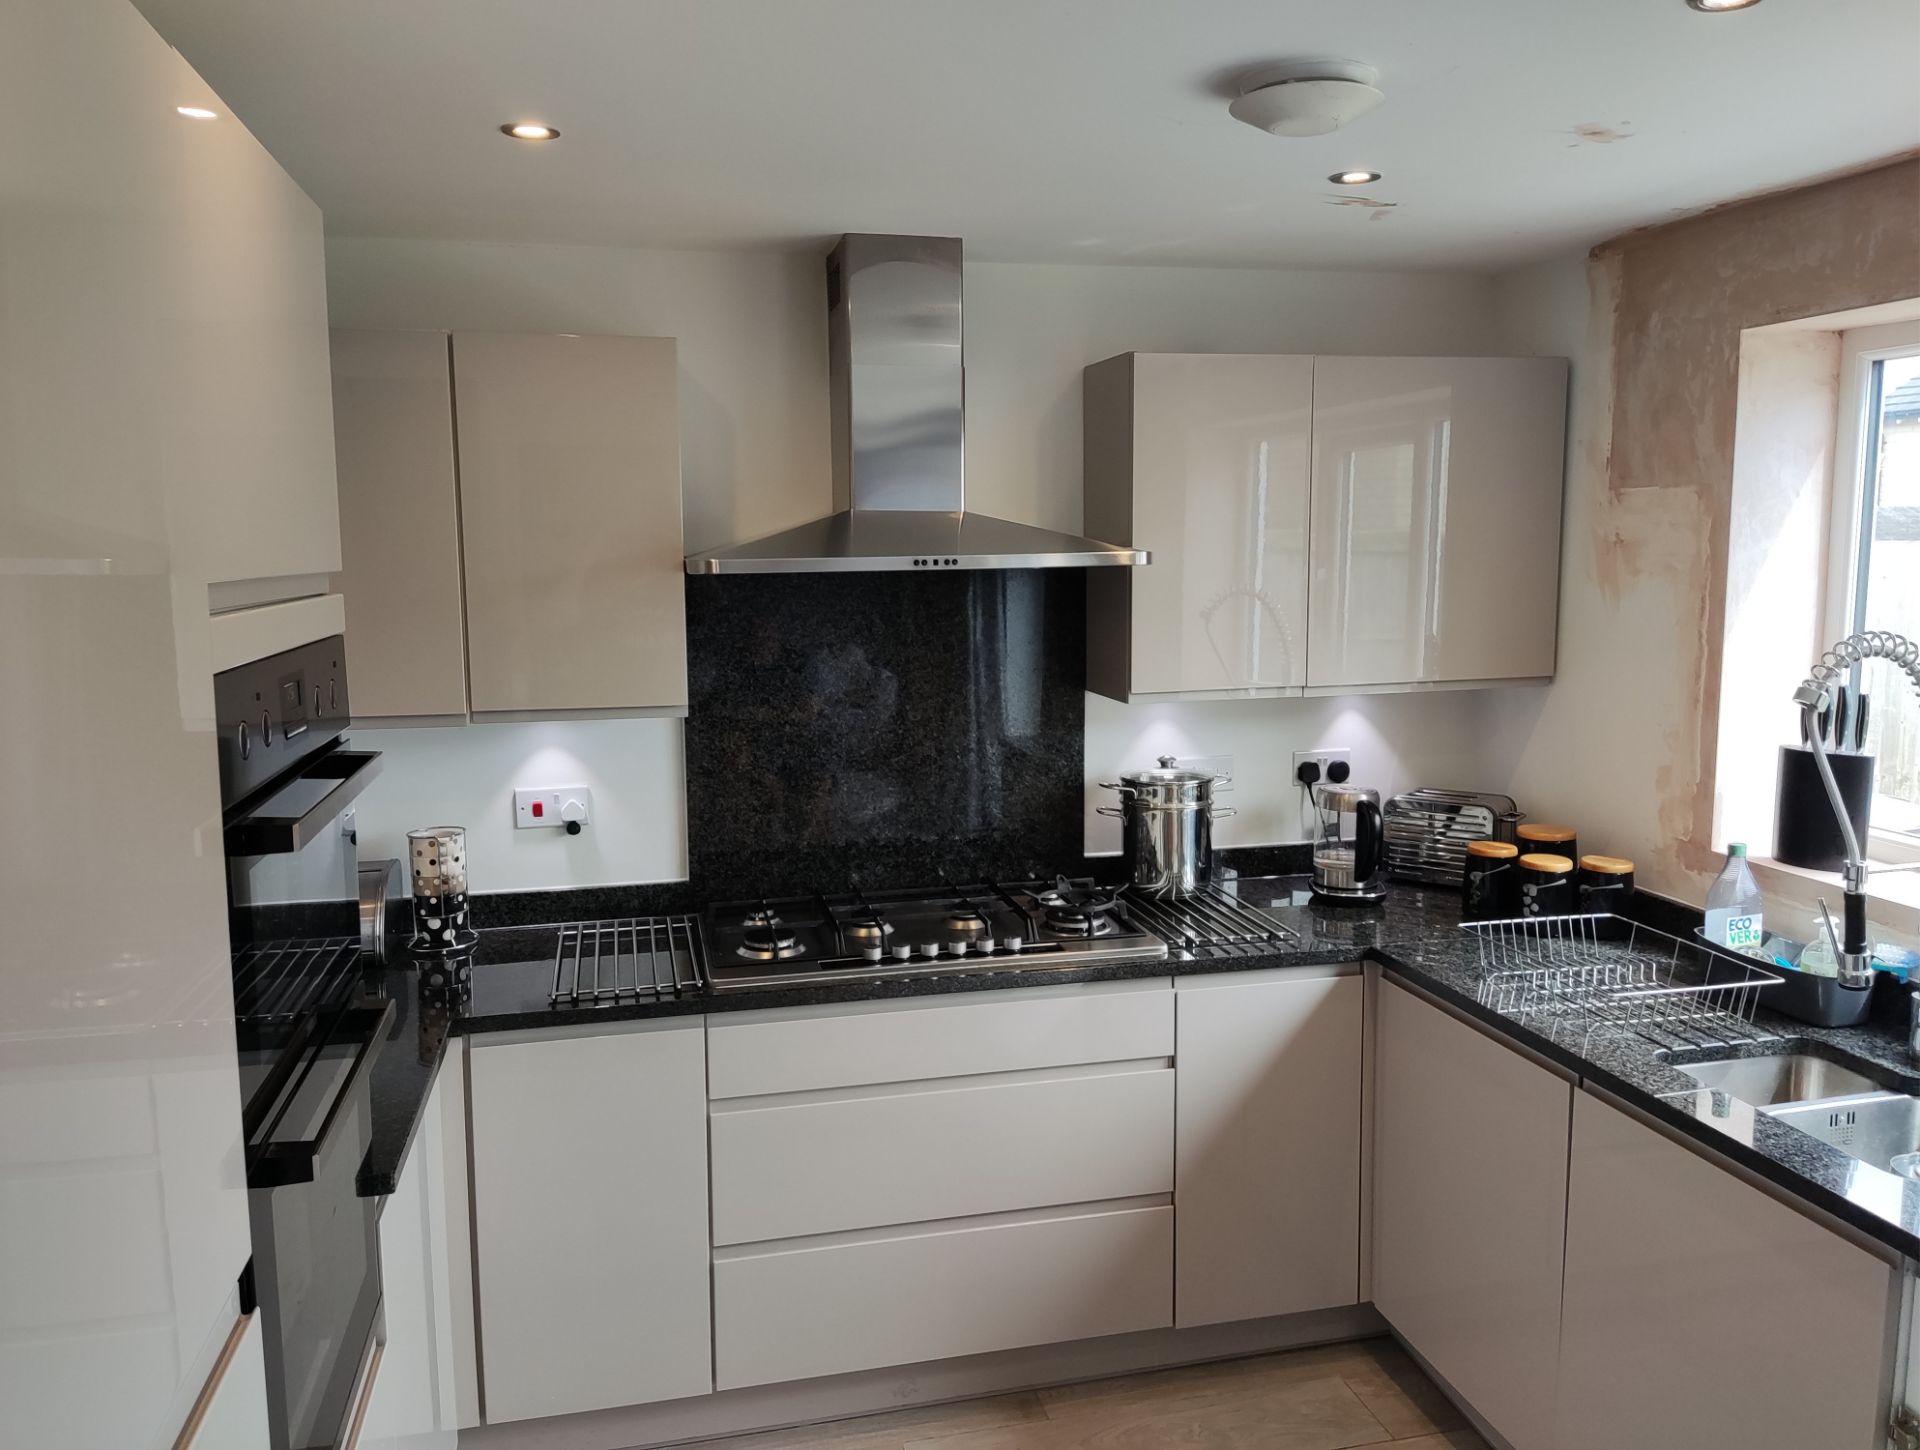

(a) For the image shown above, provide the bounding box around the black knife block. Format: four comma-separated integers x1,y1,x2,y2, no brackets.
1775,745,1875,871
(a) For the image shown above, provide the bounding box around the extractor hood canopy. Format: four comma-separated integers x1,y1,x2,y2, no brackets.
684,234,1148,574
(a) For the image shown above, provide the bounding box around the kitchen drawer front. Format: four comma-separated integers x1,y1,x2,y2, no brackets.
713,1200,1173,1389
711,1063,1174,1246
706,978,1174,1100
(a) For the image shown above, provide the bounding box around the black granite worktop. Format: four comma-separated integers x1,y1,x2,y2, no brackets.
362,874,1920,1262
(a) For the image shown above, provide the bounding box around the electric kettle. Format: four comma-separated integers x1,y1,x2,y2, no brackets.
1310,782,1387,904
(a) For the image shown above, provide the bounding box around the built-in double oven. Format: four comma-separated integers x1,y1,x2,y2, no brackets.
215,634,387,1450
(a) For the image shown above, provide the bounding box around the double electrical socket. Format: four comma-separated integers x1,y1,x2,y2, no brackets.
1291,749,1351,789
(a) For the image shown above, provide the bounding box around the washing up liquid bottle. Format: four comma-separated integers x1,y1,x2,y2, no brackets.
1705,843,1765,955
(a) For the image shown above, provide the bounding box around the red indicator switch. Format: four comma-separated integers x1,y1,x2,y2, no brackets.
530,800,544,818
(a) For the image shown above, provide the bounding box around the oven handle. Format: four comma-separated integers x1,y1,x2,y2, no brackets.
225,748,382,856
250,1001,394,1190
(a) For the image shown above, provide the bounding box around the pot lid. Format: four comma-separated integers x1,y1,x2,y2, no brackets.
1117,754,1224,787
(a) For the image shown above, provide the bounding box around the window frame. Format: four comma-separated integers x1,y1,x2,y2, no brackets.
1821,320,1920,866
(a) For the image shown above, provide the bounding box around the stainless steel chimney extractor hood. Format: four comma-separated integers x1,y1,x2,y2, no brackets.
684,234,1149,574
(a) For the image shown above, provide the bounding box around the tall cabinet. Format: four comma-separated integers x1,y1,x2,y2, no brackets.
1084,352,1566,700
330,330,687,720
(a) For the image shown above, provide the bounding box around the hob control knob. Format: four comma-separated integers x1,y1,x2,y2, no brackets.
946,940,968,956
863,945,884,962
892,943,913,961
1003,935,1024,952
918,942,939,958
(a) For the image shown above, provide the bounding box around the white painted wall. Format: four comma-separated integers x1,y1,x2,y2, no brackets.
328,236,1521,888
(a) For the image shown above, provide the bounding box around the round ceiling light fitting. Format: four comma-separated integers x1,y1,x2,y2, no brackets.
501,122,560,141
1330,169,1382,186
1686,0,1762,9
1229,60,1383,138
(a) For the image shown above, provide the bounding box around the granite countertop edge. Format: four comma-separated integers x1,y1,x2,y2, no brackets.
366,888,1920,1263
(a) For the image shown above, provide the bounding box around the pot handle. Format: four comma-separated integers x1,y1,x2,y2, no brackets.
1095,806,1126,818
1097,780,1129,792
1209,807,1238,819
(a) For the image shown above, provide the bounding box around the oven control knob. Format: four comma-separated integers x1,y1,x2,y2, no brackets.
1003,935,1024,952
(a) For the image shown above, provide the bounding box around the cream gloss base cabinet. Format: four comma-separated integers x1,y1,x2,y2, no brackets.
468,1021,711,1424
1371,979,1570,1450
1306,355,1567,691
1172,968,1364,1328
1083,353,1314,702
1554,1089,1897,1450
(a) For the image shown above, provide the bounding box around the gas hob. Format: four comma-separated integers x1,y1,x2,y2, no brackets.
704,877,1168,990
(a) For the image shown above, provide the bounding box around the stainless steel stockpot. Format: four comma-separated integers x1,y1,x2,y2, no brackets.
1097,756,1235,898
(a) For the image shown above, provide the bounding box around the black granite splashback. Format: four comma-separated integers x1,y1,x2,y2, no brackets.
685,570,1085,899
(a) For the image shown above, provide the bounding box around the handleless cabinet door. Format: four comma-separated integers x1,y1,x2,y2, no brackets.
1084,354,1312,700
1373,981,1569,1450
359,1073,457,1450
330,330,467,718
1307,356,1566,688
469,1021,711,1422
453,333,686,715
1174,969,1363,1327
1555,1090,1895,1450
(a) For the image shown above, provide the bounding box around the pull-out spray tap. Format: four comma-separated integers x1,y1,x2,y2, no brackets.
1791,631,1920,987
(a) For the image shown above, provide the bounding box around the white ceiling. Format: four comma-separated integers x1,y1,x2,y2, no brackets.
135,0,1920,270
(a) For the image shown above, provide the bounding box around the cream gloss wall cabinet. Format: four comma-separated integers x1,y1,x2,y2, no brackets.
468,1020,711,1423
329,329,687,720
1172,967,1364,1327
1083,353,1566,699
1554,1089,1896,1450
1371,980,1570,1450
1084,353,1314,700
1306,355,1566,689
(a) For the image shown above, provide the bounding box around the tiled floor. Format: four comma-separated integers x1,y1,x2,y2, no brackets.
687,1338,1487,1450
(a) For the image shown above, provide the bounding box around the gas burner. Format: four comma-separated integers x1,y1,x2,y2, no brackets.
738,923,805,961
843,914,893,943
743,907,784,929
1042,904,1115,938
945,904,990,934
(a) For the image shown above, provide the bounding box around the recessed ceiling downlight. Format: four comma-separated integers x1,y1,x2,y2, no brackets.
176,105,218,120
1686,0,1761,9
1330,170,1382,186
501,122,560,141
1229,60,1384,138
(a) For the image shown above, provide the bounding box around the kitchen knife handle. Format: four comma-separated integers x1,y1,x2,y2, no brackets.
1856,693,1869,751
1832,685,1849,753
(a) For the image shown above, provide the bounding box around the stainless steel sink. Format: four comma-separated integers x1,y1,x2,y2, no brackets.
1770,1094,1920,1174
1672,1053,1885,1106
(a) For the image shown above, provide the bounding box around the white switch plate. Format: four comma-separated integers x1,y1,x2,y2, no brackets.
514,785,592,830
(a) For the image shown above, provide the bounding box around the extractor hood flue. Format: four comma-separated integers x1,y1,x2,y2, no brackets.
684,234,1149,574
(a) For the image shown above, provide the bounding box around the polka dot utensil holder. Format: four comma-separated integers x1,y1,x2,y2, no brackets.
408,826,478,954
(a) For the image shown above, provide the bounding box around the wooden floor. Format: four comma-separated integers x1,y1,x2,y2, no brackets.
684,1338,1487,1450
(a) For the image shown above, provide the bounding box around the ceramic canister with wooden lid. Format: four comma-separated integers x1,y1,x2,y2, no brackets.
1516,822,1578,868
1461,839,1520,920
1576,854,1635,914
1516,853,1575,917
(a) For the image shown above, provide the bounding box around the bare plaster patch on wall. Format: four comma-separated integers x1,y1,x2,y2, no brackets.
1591,159,1920,892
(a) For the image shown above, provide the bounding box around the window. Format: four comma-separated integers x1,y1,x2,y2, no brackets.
1826,323,1920,862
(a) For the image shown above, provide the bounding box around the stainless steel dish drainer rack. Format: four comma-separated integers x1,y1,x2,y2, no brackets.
1468,913,1783,1050
550,915,708,1006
